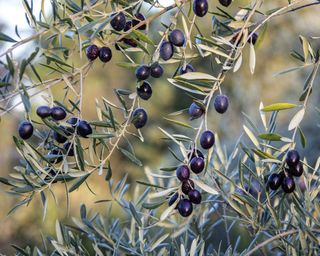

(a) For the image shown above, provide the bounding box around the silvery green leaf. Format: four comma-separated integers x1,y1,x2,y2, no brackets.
55,220,64,244
129,202,142,227
149,187,177,199
197,44,231,59
259,102,267,131
160,203,176,221
167,78,207,96
233,53,242,72
249,42,256,74
288,108,305,131
190,237,198,256
180,244,186,256
299,35,310,62
243,125,259,147
193,179,219,195
164,117,194,129
149,233,169,251
119,147,142,166
175,72,217,81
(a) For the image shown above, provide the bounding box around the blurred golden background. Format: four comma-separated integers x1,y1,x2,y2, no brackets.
0,0,319,254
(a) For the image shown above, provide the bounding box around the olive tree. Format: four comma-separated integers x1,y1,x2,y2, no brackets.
0,0,319,255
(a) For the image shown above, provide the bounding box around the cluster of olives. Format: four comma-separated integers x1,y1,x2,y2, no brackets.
86,45,112,63
135,27,196,98
192,0,257,48
110,12,145,31
159,28,186,61
86,1,228,207
133,26,193,129
131,62,164,130
267,149,304,194
167,68,230,217
169,115,217,217
112,12,146,48
135,62,164,102
18,105,92,165
189,94,229,121
86,12,146,61
158,27,197,75
168,149,204,217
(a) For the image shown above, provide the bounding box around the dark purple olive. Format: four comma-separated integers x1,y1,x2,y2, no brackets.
150,64,164,78
286,150,300,167
282,176,295,193
137,81,152,100
190,157,205,174
67,117,79,127
132,108,148,129
86,44,99,61
169,29,185,47
188,102,204,120
110,12,126,31
99,47,112,63
200,130,215,149
115,43,122,51
53,126,70,144
219,0,232,7
267,173,283,191
36,106,51,119
123,21,138,47
135,65,150,80
45,168,58,182
181,180,194,194
123,38,138,47
124,20,133,32
188,189,202,204
160,41,174,61
177,199,193,217
176,165,190,181
77,120,92,138
193,0,209,17
287,162,304,177
249,32,258,45
214,95,229,114
51,106,67,121
18,121,33,140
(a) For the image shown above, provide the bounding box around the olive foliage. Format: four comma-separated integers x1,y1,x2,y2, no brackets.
0,0,319,255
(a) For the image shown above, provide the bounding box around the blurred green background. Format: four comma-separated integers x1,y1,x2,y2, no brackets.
0,0,319,254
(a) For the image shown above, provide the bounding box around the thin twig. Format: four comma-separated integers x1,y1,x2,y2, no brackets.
88,95,138,174
285,1,320,13
0,30,47,58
